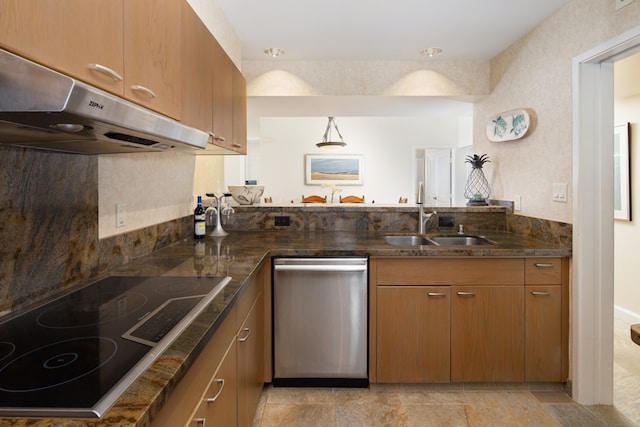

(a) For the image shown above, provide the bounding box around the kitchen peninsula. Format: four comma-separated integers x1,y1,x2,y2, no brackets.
0,205,571,426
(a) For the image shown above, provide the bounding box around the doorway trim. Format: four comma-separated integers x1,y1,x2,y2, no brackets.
572,26,640,405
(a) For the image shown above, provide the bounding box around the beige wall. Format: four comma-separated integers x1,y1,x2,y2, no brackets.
474,0,640,223
614,54,640,318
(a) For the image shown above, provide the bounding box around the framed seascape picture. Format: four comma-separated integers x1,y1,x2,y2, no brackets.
614,122,631,221
305,154,363,185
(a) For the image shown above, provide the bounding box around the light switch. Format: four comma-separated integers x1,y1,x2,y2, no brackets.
553,183,568,202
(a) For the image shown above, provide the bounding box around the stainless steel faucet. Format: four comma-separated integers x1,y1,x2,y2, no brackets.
417,181,436,234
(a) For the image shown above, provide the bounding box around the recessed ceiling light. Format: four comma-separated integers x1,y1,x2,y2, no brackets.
264,48,286,58
421,47,443,58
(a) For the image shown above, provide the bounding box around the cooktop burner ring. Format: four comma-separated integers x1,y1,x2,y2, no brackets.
0,342,15,364
0,336,117,393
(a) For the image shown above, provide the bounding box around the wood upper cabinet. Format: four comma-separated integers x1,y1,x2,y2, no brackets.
211,39,234,149
181,1,213,133
124,0,182,119
231,64,247,154
451,285,525,382
0,0,125,95
377,286,450,383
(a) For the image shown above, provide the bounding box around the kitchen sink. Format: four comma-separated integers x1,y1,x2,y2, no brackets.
384,234,496,246
384,235,436,246
427,235,496,246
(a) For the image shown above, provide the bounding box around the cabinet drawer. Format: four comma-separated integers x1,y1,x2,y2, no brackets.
525,258,562,284
377,258,524,286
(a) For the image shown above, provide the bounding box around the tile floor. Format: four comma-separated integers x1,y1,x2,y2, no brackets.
252,319,640,427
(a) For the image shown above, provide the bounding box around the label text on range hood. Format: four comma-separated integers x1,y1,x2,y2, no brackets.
89,100,104,110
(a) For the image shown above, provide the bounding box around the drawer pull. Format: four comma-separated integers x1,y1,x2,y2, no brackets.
206,379,225,403
534,263,554,268
88,63,123,81
130,84,157,99
193,418,206,427
456,291,475,296
238,327,251,342
531,291,551,296
427,292,447,297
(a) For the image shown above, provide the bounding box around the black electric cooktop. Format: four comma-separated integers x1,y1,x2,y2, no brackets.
0,275,230,418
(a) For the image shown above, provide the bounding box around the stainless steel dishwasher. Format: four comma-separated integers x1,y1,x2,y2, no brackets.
272,257,368,387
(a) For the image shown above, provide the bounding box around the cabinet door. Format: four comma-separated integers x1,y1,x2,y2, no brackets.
377,286,450,383
231,64,247,154
525,286,562,381
200,341,238,427
181,1,213,133
451,286,524,382
124,0,181,119
211,39,234,148
237,292,264,427
0,0,124,94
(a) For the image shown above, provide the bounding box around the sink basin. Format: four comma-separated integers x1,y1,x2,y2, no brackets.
384,234,496,246
428,235,496,246
384,235,436,246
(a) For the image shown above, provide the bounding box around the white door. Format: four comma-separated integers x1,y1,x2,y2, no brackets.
424,149,451,207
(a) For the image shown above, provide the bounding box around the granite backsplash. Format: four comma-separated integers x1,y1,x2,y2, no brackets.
0,147,572,315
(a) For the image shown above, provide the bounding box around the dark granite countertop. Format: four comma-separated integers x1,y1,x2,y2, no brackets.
0,230,570,426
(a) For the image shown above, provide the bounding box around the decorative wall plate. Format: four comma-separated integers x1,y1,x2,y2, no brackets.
486,109,530,142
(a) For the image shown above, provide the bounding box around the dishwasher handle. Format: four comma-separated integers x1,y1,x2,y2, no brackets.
274,264,367,272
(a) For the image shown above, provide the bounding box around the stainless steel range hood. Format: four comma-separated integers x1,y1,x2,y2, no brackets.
0,49,208,154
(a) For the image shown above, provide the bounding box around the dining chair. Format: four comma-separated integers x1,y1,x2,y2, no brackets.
302,195,327,203
339,195,365,203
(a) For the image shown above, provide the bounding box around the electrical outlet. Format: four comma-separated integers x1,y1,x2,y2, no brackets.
274,216,291,226
514,195,522,211
438,216,455,227
116,203,126,227
616,0,636,11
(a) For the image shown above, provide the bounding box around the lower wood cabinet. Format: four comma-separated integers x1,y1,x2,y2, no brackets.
371,257,568,385
191,340,238,427
451,285,524,382
237,290,264,427
151,261,269,427
377,286,450,383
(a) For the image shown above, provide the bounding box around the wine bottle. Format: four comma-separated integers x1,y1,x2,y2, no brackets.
194,196,206,239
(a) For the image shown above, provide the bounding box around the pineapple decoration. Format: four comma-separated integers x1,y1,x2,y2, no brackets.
464,154,492,206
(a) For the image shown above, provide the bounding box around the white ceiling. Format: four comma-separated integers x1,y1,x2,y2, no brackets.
217,0,571,61
217,0,572,128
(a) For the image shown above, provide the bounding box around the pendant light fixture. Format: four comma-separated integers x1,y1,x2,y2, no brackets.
316,116,346,151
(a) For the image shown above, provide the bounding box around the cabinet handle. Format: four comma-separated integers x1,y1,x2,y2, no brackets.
232,143,242,148
207,132,226,142
193,418,206,427
456,291,476,296
238,327,251,342
88,63,123,81
427,292,447,297
206,379,225,403
534,263,554,268
130,84,157,99
531,291,551,296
